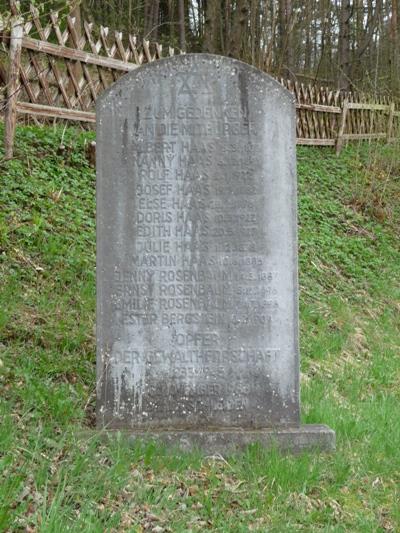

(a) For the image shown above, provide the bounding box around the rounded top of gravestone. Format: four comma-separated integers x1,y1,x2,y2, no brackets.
96,53,294,110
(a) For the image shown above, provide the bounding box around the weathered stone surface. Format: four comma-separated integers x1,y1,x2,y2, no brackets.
96,425,336,455
96,54,334,452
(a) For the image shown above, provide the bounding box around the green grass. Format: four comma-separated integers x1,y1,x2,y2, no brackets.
0,123,399,532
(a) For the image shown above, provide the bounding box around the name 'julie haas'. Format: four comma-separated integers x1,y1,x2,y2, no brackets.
136,240,171,253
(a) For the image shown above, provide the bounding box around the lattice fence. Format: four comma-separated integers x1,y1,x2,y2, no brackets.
1,2,180,156
279,79,400,148
1,2,399,158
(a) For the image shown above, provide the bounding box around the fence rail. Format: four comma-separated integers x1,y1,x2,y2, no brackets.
1,2,399,158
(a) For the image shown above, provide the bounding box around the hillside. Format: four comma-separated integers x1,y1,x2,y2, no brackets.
0,123,399,532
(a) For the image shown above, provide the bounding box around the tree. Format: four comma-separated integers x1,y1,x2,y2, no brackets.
6,0,398,95
338,0,353,90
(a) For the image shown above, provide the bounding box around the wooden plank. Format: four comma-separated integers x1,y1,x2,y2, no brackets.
16,101,96,122
347,102,390,111
295,102,341,113
28,51,54,105
50,11,87,109
18,62,39,103
353,93,361,134
99,26,118,60
50,11,66,45
47,56,73,109
28,4,71,109
115,31,128,62
317,86,327,139
0,62,7,86
348,93,357,135
308,85,323,139
5,17,23,159
143,40,153,62
85,21,110,91
68,15,86,51
293,82,303,138
387,102,395,141
80,63,98,104
300,84,312,138
30,4,52,42
128,34,143,64
21,36,139,72
297,138,336,146
64,61,88,110
341,133,387,140
65,17,99,107
336,98,349,155
323,90,332,136
369,101,376,135
359,94,366,134
332,91,341,139
314,87,327,139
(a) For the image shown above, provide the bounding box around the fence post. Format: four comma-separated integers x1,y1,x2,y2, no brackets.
387,102,395,143
4,16,23,160
336,98,349,155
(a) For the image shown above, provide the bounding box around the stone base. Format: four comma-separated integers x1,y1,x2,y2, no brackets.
96,424,335,455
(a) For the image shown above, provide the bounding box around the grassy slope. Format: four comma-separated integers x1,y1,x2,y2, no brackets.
0,123,399,532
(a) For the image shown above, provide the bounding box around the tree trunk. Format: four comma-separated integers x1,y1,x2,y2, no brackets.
203,0,221,53
304,1,313,72
338,0,352,90
152,0,161,39
5,17,23,159
178,0,186,50
229,0,249,59
278,0,294,78
390,0,399,93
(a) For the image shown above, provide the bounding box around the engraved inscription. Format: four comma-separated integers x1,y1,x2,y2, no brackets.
97,55,299,430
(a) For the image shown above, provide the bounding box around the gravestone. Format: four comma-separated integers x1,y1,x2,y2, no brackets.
96,54,335,453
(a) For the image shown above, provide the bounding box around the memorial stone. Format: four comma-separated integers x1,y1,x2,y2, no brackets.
96,54,335,453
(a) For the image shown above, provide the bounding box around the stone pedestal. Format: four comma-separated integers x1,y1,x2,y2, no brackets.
106,425,335,454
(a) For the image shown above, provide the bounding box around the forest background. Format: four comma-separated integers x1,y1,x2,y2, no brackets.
1,0,399,96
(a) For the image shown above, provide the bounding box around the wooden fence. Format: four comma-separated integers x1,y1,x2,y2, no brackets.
1,2,180,157
279,79,400,150
1,2,399,158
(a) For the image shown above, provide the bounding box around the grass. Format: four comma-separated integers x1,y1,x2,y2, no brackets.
0,122,399,532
